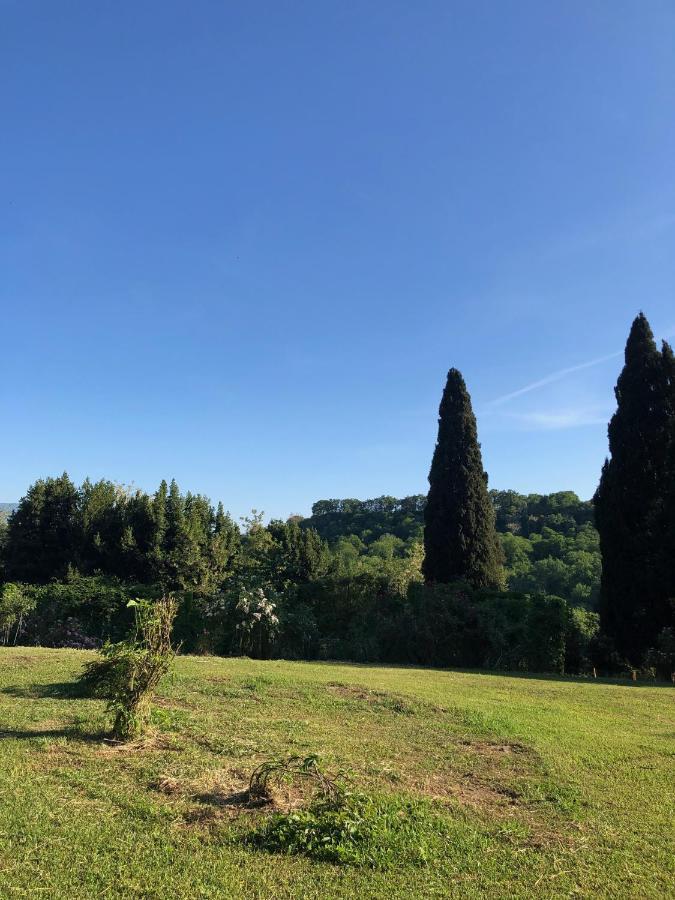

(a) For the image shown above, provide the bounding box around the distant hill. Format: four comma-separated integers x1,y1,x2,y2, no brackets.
0,502,17,521
302,490,594,545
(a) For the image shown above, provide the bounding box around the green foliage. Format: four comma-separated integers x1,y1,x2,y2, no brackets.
4,473,79,582
25,574,158,646
305,496,426,545
565,606,600,674
595,314,675,663
0,583,35,645
405,583,592,673
423,369,504,588
308,492,600,607
79,596,178,741
247,791,450,868
266,520,330,589
233,588,280,659
643,627,675,680
3,475,240,595
524,595,568,675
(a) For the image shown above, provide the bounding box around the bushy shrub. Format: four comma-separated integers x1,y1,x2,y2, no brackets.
643,627,675,680
275,597,320,659
234,588,280,659
524,594,567,674
247,791,450,868
0,583,35,646
79,596,178,741
21,575,158,646
43,617,101,649
404,583,590,674
565,607,600,674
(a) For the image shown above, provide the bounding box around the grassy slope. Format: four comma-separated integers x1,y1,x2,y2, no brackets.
0,649,672,899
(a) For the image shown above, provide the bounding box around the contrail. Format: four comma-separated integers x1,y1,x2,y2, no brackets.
488,351,623,407
485,326,675,408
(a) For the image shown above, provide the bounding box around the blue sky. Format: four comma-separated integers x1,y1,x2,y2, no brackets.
2,1,675,519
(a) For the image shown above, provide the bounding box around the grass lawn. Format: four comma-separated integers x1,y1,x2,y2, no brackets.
0,648,673,899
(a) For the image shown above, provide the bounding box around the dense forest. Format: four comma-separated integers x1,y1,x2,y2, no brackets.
1,314,673,677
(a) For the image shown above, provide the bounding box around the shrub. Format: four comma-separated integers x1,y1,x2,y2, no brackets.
43,617,101,650
643,627,675,680
246,791,450,868
23,575,159,646
0,583,35,646
234,588,279,659
524,595,567,674
79,596,178,741
565,606,600,674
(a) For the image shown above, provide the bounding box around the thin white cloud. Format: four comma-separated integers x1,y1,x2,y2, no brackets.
488,351,622,407
489,327,675,408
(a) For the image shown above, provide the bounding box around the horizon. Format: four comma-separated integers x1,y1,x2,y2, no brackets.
3,2,675,520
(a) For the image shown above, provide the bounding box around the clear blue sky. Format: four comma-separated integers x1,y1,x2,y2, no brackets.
2,1,675,519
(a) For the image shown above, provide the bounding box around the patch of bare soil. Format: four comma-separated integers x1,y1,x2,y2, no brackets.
153,696,194,711
3,654,47,666
326,683,415,714
152,766,312,827
459,739,530,756
407,770,521,812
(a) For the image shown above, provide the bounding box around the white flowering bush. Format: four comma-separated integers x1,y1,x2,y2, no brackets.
235,588,280,659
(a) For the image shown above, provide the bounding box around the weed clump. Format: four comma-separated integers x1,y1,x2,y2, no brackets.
79,596,178,741
246,791,450,868
243,755,450,868
248,754,343,803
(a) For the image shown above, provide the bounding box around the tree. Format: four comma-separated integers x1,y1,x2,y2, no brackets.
647,339,675,648
209,502,240,587
594,314,674,662
267,520,329,590
4,473,80,581
78,479,126,574
149,480,168,581
423,368,503,588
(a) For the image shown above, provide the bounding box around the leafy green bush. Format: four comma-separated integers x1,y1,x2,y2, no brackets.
23,575,159,646
643,627,675,680
79,596,178,741
246,791,450,868
0,583,35,646
565,606,600,674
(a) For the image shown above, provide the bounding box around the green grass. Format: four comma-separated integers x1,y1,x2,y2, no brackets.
0,648,673,898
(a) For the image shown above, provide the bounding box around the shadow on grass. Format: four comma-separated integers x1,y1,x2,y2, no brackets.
1,680,90,700
194,789,271,810
297,660,674,688
0,726,105,744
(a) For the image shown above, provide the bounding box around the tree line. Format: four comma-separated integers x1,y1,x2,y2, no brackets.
0,313,672,676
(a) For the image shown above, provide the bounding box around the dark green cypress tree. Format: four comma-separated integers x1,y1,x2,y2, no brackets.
647,340,675,646
594,314,673,662
423,368,503,588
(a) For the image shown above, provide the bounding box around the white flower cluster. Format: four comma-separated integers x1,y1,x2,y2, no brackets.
235,588,279,632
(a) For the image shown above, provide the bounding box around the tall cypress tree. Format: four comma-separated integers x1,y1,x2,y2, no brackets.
646,340,675,646
423,368,503,588
594,313,673,662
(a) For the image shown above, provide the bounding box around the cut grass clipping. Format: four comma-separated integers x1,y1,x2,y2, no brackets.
243,755,450,869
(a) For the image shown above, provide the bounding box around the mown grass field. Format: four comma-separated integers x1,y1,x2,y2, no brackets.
0,648,673,899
